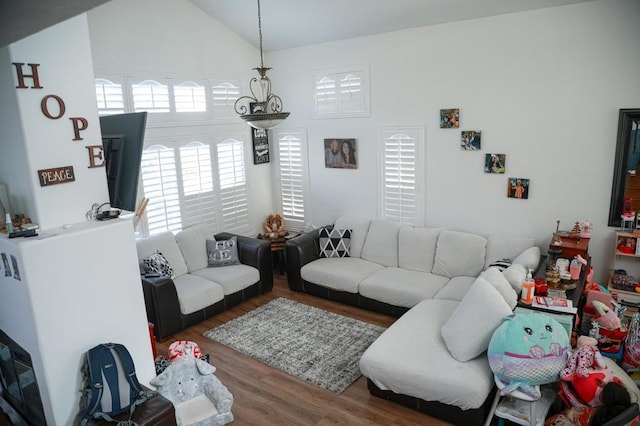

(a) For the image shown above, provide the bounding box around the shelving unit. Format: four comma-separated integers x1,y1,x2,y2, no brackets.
608,231,640,316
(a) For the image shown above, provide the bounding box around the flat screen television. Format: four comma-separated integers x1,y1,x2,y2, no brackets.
99,112,147,212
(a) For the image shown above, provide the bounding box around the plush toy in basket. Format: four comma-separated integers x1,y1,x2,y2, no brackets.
488,313,570,398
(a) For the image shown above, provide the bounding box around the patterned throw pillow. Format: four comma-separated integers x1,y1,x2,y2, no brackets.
319,228,351,258
206,236,241,267
143,251,176,279
488,258,512,272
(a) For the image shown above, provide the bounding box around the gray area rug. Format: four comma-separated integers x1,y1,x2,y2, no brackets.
203,298,386,394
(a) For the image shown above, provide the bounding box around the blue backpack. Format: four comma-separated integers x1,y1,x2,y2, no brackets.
79,343,154,425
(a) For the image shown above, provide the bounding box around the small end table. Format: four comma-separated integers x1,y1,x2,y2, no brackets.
258,233,287,274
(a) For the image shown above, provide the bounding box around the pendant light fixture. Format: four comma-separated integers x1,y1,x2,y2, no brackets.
234,0,290,130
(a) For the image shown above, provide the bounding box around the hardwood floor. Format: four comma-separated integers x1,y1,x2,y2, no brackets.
154,274,453,425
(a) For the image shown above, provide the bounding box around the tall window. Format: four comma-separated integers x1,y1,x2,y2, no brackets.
140,145,182,235
378,127,425,226
95,78,125,115
274,128,309,231
179,142,216,230
217,138,249,232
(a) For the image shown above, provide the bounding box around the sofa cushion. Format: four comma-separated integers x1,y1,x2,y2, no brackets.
503,263,527,293
319,228,351,258
175,224,211,272
359,268,450,308
441,277,514,362
359,299,494,410
300,257,383,293
433,275,477,301
334,216,371,258
192,264,259,295
361,220,405,267
206,237,241,267
484,234,536,269
512,246,541,273
432,231,487,278
136,232,188,278
479,267,518,309
172,274,225,315
398,227,444,272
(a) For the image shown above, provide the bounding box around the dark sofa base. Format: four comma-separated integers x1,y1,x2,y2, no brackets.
367,379,496,425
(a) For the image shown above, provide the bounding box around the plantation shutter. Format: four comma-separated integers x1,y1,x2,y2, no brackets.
274,129,308,231
95,78,125,115
140,145,182,235
179,142,216,230
173,81,207,112
132,80,170,113
211,81,241,113
339,72,364,113
379,127,424,225
216,138,249,233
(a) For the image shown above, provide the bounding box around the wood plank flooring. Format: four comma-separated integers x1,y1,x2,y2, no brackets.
155,274,452,425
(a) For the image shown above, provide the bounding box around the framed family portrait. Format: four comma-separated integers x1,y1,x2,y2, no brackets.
484,154,506,174
440,108,459,128
507,177,529,199
252,128,270,164
324,138,357,169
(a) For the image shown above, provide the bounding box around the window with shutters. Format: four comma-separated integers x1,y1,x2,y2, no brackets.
273,128,309,232
140,145,182,235
216,138,249,233
95,78,125,115
211,80,241,115
179,142,216,230
173,81,207,112
312,66,370,119
378,126,425,226
131,79,170,113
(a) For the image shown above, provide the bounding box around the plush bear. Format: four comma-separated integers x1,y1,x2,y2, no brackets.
560,336,605,381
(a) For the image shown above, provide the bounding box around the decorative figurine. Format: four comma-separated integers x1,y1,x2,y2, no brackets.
264,214,285,237
580,220,593,238
551,220,562,246
570,221,581,237
546,264,562,289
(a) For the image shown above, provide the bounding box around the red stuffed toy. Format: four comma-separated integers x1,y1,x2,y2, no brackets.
560,336,605,381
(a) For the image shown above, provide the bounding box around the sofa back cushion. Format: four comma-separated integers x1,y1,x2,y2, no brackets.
432,230,487,278
484,234,536,269
398,227,444,272
136,232,188,278
361,220,405,267
175,223,212,272
334,216,371,258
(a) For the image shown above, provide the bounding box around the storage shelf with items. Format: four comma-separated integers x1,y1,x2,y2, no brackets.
608,231,640,316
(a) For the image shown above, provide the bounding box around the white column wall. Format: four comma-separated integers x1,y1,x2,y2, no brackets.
266,0,640,283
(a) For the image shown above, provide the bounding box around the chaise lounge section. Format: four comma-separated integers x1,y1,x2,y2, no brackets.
136,224,273,341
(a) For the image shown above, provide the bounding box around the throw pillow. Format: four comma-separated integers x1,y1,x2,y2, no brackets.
319,228,351,258
502,263,527,293
487,258,512,272
206,237,240,267
143,251,176,279
441,276,513,362
480,267,518,309
512,246,541,273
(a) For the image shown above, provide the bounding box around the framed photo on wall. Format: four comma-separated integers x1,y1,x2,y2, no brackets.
507,177,529,199
252,128,270,164
324,138,357,169
461,130,481,150
484,154,506,174
440,108,459,128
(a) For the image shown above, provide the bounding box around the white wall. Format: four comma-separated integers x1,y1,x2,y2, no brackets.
3,16,109,230
87,0,275,235
267,0,640,283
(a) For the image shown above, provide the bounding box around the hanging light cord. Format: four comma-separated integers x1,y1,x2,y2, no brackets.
257,0,264,69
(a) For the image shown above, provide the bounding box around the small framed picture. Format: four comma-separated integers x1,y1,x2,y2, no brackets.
507,177,529,199
252,128,270,164
617,235,639,255
324,138,357,169
461,130,481,150
484,154,506,174
440,108,459,128
249,102,265,114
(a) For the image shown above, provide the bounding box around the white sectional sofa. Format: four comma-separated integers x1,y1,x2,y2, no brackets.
285,216,540,424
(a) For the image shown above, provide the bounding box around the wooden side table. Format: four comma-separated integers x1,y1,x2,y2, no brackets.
258,234,287,274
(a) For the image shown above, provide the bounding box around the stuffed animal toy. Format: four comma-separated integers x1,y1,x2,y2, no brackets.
150,350,234,426
264,214,285,235
488,313,570,398
560,336,605,381
592,300,621,331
